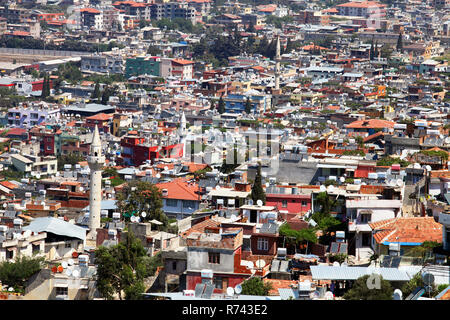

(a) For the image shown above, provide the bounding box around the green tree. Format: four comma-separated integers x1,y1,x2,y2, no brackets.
91,81,101,101
217,95,226,114
209,99,216,111
279,222,317,252
401,272,438,298
101,86,111,105
116,181,170,230
241,277,272,296
147,45,162,56
250,162,266,205
95,231,154,300
57,152,85,171
410,241,441,265
344,275,393,300
397,33,403,53
0,256,45,293
244,97,252,114
40,74,50,99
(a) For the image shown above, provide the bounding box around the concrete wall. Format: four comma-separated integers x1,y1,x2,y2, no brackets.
187,247,235,273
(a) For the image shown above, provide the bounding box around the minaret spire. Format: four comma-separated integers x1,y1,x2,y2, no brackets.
87,125,105,244
275,36,281,91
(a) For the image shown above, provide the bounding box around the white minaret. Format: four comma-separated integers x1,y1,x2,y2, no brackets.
179,110,187,158
87,125,105,242
275,36,281,91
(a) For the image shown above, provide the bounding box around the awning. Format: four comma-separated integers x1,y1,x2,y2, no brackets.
54,283,68,288
6,247,15,251
31,241,41,245
150,219,163,225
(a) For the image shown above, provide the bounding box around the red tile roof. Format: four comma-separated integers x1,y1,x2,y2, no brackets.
156,178,200,201
86,113,113,121
346,119,395,129
80,8,101,14
172,59,194,65
264,279,298,295
181,218,221,238
370,217,443,245
337,1,386,8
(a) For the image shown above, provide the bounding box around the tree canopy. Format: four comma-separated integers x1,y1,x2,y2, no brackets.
95,231,161,300
344,275,393,300
250,162,266,205
116,181,174,232
241,277,272,296
0,256,45,293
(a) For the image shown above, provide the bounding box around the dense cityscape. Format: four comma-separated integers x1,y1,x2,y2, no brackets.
0,0,448,302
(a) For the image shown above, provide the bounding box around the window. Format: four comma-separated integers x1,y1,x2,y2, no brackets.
301,200,307,207
172,261,177,271
55,287,68,296
32,243,40,255
208,252,220,264
281,200,288,208
360,213,372,223
257,238,269,251
361,233,371,247
213,277,227,290
183,200,196,209
6,249,14,260
65,242,71,248
166,199,178,207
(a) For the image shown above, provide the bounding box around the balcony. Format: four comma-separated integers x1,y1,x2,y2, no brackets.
348,219,372,232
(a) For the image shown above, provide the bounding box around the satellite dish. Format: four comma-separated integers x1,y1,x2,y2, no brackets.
256,199,263,206
141,211,147,218
216,185,221,190
226,287,234,296
425,165,432,172
393,289,403,300
72,270,80,278
3,203,6,208
265,182,269,187
247,261,254,269
422,273,435,286
234,284,242,294
396,179,403,186
324,291,334,300
66,269,72,276
320,185,326,192
164,166,169,171
8,287,14,292
340,177,345,183
255,259,266,268
333,261,340,267
156,173,161,179
61,261,68,269
327,185,335,193
68,259,74,266
23,230,31,238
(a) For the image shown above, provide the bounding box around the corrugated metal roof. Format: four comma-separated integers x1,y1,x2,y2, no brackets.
23,217,86,241
310,265,412,281
278,288,299,300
